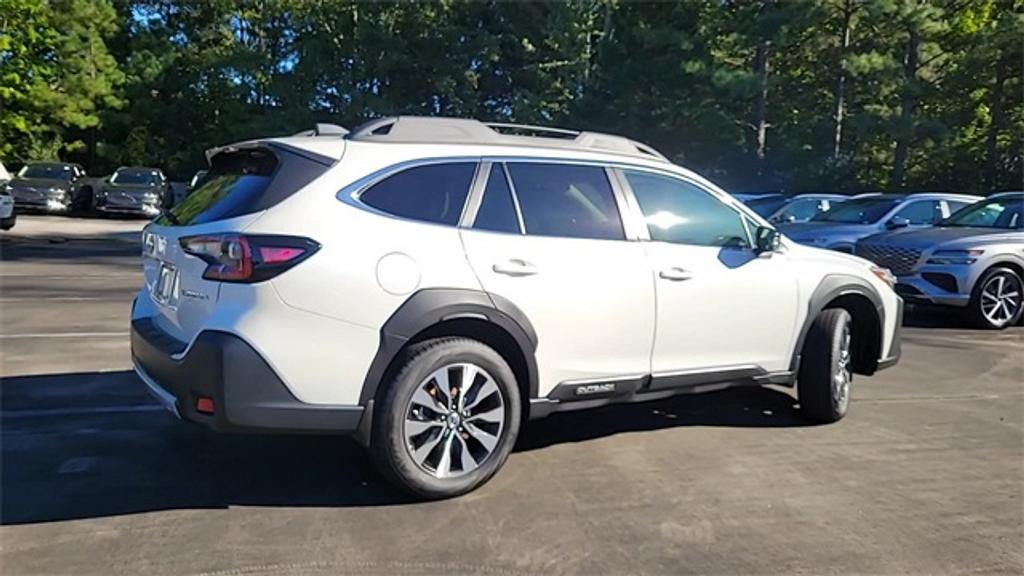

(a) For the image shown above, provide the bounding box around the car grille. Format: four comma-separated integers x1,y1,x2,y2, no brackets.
855,244,922,275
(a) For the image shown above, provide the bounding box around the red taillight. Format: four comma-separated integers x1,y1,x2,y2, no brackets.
180,234,319,283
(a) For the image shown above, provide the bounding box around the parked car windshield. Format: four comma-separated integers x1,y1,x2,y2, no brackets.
939,197,1023,229
17,164,74,180
813,197,900,224
111,169,161,185
746,195,789,217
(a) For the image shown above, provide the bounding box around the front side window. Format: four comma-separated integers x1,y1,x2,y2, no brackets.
624,170,750,248
506,163,624,240
894,200,943,224
360,162,475,226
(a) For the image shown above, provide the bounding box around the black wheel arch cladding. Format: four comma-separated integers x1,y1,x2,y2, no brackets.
359,288,539,405
790,274,886,376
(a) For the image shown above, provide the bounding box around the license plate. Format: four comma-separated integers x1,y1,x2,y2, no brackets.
154,263,178,304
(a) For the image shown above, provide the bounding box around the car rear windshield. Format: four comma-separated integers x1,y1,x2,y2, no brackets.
813,198,900,224
157,146,330,226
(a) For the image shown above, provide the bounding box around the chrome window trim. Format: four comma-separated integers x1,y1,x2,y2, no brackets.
335,154,763,234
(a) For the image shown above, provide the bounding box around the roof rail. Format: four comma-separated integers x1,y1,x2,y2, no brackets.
292,123,349,137
344,116,667,161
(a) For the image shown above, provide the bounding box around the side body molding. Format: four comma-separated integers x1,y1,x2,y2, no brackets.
358,288,539,405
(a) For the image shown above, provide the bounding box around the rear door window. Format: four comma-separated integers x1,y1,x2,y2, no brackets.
360,162,475,226
506,163,624,240
894,200,943,224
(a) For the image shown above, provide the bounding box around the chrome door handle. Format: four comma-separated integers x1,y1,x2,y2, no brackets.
492,259,538,277
658,267,693,281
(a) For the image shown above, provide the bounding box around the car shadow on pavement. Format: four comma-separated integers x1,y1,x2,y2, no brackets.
1,370,807,525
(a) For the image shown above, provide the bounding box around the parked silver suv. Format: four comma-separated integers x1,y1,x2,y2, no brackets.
856,192,1024,329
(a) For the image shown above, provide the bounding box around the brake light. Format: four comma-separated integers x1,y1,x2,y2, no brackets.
180,234,319,283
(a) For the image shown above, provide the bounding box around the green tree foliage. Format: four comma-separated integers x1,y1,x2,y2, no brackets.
1,0,1020,193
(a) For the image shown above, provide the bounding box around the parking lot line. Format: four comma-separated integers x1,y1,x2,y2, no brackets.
0,332,127,339
0,296,130,302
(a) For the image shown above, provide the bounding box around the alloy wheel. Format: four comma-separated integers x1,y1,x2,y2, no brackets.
980,272,1022,327
834,324,852,405
403,363,505,479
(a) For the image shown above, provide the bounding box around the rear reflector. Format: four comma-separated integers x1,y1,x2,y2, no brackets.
195,396,215,414
180,234,320,283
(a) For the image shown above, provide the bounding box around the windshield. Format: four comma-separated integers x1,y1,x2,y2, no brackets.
112,169,161,186
18,164,74,180
813,197,900,224
773,198,827,222
940,197,1023,229
746,196,789,217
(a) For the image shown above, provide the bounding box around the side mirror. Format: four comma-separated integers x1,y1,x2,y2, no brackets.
886,216,910,229
754,226,782,254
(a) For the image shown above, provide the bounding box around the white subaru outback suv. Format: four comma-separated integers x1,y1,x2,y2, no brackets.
132,117,902,498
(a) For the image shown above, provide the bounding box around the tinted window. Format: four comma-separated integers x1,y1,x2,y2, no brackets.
746,196,789,217
18,164,74,180
474,164,520,233
945,200,973,216
941,197,1023,229
158,147,328,226
360,163,475,226
112,168,162,185
815,198,900,224
774,198,826,222
625,170,751,248
895,200,942,224
507,163,624,240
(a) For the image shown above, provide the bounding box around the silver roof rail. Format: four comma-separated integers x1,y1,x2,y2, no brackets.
345,116,667,161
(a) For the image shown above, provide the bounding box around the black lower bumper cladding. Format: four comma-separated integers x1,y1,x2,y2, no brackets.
131,317,363,433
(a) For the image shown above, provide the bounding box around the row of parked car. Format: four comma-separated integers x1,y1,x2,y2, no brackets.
737,191,1023,330
0,160,210,230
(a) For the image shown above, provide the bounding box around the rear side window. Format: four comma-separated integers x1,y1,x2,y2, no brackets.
474,164,521,233
158,146,329,226
359,163,475,226
506,163,624,240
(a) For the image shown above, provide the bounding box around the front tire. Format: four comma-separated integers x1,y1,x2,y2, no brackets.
967,267,1023,330
370,337,521,499
797,308,853,423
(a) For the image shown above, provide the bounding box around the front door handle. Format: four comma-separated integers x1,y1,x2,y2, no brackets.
493,259,538,277
658,267,693,281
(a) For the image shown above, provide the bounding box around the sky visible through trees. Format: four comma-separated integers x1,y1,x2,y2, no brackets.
1,0,1021,194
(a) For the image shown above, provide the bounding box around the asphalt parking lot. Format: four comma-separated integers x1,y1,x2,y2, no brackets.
1,216,1022,575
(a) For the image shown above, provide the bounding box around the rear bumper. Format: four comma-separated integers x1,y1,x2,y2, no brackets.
130,316,364,433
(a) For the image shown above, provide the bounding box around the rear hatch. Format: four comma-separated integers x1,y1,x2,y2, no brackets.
141,143,335,343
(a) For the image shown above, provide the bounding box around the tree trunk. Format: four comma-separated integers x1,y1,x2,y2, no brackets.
754,39,771,177
890,27,919,189
833,0,853,160
984,57,1007,190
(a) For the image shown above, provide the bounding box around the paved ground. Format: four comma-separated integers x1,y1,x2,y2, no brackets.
1,216,1022,575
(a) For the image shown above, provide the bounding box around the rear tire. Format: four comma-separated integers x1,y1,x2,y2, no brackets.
967,267,1023,330
370,337,521,499
797,308,853,423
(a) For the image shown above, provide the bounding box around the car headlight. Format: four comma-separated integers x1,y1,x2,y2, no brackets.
870,265,896,288
927,249,983,265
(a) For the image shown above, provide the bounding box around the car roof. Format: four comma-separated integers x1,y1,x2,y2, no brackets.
116,166,164,173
